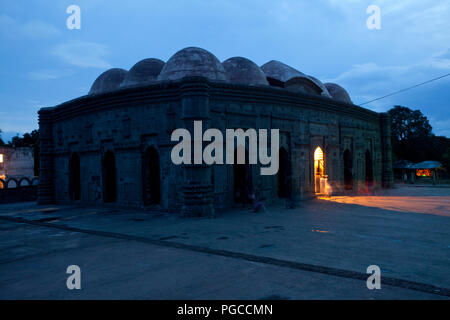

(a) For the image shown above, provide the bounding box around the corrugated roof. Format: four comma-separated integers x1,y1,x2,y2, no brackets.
411,161,443,169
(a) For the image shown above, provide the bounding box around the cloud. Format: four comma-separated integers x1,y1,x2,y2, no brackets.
27,69,73,81
398,2,450,39
0,14,17,36
0,111,38,135
21,20,61,38
325,62,416,106
0,14,60,38
326,50,450,101
51,41,111,69
0,13,15,24
429,49,450,70
325,49,450,137
327,62,409,85
431,118,450,137
324,0,450,42
434,49,450,60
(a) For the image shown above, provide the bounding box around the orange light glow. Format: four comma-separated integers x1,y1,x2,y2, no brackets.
416,169,432,177
314,147,323,162
318,195,450,217
322,177,332,196
0,154,3,163
0,174,5,189
312,229,329,233
314,147,331,195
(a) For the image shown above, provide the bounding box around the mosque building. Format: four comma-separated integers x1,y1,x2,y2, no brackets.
38,47,393,216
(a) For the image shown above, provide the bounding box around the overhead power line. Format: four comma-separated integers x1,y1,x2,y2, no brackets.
359,73,450,106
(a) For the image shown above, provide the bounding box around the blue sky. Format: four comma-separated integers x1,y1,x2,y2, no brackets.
0,0,449,142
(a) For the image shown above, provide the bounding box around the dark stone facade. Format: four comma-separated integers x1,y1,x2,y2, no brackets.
38,76,393,215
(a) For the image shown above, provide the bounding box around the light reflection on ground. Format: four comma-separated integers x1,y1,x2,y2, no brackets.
319,195,450,217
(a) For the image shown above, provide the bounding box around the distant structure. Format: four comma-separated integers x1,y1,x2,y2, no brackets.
0,146,34,180
0,146,36,192
38,47,394,215
393,160,415,182
393,160,444,184
0,146,38,202
404,161,443,184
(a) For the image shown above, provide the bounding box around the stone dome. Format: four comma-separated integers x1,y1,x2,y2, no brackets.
260,60,305,82
285,77,323,95
89,68,128,95
324,83,353,104
121,58,165,87
222,57,268,86
307,76,332,98
157,47,227,81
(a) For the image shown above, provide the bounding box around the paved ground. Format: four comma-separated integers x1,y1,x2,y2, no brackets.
0,184,449,299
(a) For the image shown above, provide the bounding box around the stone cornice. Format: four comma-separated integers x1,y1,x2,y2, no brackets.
39,77,380,123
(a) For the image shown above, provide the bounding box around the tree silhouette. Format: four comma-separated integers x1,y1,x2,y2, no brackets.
7,130,40,176
388,106,450,170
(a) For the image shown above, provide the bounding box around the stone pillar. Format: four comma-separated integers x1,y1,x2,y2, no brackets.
37,108,55,204
380,113,394,188
180,77,214,217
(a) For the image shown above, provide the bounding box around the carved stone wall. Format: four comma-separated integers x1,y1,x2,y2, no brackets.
38,77,390,214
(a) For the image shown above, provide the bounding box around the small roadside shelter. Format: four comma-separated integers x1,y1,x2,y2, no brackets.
411,161,444,184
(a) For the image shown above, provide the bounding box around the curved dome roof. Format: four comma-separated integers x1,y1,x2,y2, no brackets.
89,68,128,95
222,57,268,85
307,76,332,98
157,47,227,81
260,60,305,82
121,58,165,87
285,77,323,95
324,83,353,104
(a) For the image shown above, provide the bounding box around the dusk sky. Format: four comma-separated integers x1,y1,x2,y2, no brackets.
0,0,449,142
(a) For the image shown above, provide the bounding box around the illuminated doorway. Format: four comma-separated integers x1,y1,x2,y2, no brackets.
314,147,325,194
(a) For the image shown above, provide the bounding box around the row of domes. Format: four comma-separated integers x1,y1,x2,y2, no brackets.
88,47,352,104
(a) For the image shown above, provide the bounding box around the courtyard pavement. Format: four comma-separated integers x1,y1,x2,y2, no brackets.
0,184,449,299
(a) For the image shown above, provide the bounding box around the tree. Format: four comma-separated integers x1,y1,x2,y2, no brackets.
388,106,432,162
389,106,432,143
0,129,5,146
442,146,450,171
388,106,450,172
8,130,39,148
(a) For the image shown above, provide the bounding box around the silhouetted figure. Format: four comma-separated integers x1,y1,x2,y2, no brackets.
252,194,266,213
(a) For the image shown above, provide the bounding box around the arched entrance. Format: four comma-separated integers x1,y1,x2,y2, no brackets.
233,147,252,203
102,150,117,203
69,153,81,201
143,147,161,205
314,147,325,194
343,149,353,190
365,149,374,187
277,147,290,198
